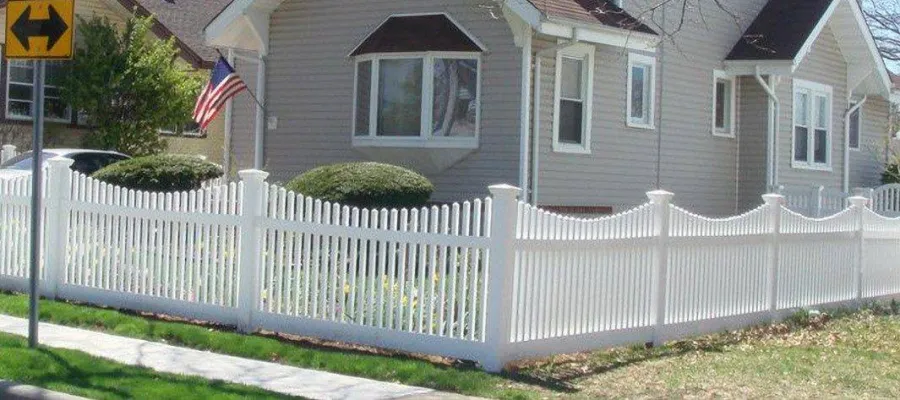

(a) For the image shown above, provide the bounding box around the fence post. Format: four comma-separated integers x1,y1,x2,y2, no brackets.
849,196,868,304
648,190,673,346
762,193,784,318
811,186,824,218
237,169,269,333
43,157,73,299
482,184,521,372
1,144,15,164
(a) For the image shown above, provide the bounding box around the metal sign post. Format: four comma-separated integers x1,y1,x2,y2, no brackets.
28,59,44,348
5,0,75,348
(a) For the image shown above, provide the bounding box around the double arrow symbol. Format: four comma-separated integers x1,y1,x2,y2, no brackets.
11,4,68,51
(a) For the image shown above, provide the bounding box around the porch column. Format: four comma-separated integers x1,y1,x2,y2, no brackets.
253,54,267,170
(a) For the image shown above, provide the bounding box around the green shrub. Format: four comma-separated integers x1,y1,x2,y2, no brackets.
285,162,434,208
92,154,223,192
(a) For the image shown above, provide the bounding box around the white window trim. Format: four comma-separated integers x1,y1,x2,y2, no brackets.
351,51,481,149
159,125,205,138
791,79,833,171
849,102,862,151
711,70,736,138
5,60,71,124
552,43,594,154
626,52,656,130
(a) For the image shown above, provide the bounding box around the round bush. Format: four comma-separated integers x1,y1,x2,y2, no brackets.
92,154,224,192
285,162,434,208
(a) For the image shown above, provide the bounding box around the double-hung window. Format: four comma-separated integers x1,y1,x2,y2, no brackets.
792,79,832,170
351,14,484,148
627,53,655,129
712,70,736,137
6,60,71,122
849,102,861,151
553,44,594,153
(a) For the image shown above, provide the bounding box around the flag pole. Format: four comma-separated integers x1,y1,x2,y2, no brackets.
215,48,266,111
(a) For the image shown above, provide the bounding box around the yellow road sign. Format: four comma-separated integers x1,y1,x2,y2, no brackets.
4,0,74,59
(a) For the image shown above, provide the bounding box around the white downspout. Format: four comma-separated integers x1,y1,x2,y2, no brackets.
518,28,533,202
843,96,867,192
755,67,780,190
531,39,578,205
253,54,267,170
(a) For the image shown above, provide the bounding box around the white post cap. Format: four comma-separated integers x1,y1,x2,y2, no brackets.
488,184,522,199
646,190,674,204
238,169,269,182
762,193,785,205
2,144,15,151
47,156,74,169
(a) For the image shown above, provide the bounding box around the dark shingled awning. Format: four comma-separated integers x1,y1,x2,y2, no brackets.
350,14,484,56
726,0,833,61
528,0,657,35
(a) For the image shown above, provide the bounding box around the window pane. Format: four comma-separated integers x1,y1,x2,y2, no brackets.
9,64,33,84
715,80,728,129
560,57,582,100
8,101,31,118
794,126,809,162
794,92,808,126
9,84,32,101
815,95,828,129
432,59,478,137
44,61,64,87
355,61,372,136
814,129,827,164
45,98,68,120
849,107,860,149
631,66,645,120
377,59,423,136
559,100,583,145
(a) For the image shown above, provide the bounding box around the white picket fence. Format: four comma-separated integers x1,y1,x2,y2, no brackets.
0,158,899,371
777,185,850,218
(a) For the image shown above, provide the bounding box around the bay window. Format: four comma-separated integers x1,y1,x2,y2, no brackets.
354,53,480,145
6,60,71,122
792,79,832,170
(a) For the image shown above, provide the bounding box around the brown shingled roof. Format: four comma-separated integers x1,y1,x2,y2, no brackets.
528,0,656,35
119,0,232,69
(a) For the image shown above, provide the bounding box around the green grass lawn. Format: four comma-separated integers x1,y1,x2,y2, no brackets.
0,291,898,399
0,333,296,399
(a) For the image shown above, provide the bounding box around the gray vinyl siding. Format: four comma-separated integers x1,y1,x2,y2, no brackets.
737,76,770,211
535,0,768,216
260,0,522,202
849,97,891,188
533,38,658,211
229,58,259,175
776,26,847,191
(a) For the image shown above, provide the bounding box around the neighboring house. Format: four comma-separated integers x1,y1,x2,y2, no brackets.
206,0,892,216
0,0,231,164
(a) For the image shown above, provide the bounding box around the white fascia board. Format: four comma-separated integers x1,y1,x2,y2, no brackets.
540,20,658,52
791,0,891,97
723,60,794,76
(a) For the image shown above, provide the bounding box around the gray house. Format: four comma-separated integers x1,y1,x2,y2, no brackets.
205,0,893,216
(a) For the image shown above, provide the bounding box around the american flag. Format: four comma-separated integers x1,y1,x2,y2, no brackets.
193,57,248,130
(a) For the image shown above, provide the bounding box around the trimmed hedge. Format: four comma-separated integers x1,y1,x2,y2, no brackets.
285,162,434,208
92,154,224,192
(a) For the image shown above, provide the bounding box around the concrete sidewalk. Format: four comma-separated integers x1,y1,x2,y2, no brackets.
0,380,89,400
0,315,477,400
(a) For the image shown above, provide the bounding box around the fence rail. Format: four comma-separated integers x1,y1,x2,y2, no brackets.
0,158,898,371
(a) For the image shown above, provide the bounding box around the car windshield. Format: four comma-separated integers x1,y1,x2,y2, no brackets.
0,152,55,170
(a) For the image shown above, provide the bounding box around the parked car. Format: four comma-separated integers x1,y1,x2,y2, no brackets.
0,149,131,179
